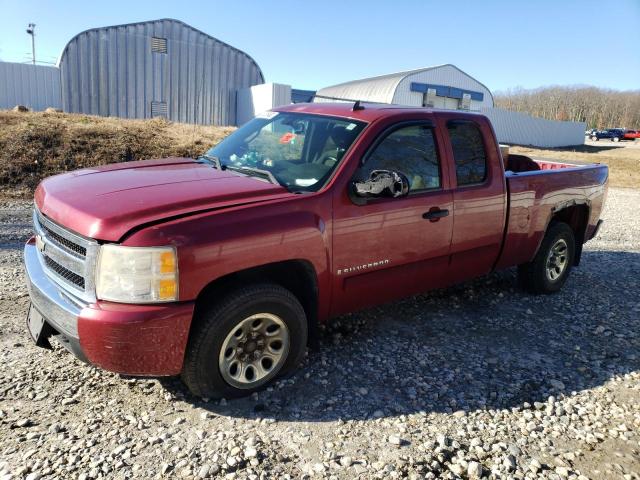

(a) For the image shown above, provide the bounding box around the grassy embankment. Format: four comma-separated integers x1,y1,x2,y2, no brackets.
1,110,638,197
0,110,232,197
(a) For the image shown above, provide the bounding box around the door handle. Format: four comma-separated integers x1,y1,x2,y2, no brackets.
422,208,449,221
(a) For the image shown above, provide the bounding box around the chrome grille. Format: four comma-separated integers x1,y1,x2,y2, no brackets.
43,256,86,289
33,209,98,302
40,222,87,257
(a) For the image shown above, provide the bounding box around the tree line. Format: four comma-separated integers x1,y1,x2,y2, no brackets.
494,86,640,130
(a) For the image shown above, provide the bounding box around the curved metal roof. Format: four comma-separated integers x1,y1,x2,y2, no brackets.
316,64,493,106
57,18,264,82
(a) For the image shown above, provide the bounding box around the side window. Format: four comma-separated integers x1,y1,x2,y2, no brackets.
356,125,441,191
447,121,487,185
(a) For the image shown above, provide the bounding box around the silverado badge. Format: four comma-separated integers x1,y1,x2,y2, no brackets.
337,259,390,276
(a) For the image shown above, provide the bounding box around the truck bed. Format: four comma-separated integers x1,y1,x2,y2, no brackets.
496,154,608,270
505,154,585,173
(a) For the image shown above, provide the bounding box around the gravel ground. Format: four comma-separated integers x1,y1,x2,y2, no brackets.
0,188,638,480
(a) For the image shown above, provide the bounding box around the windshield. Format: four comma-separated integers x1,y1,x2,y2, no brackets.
205,112,366,192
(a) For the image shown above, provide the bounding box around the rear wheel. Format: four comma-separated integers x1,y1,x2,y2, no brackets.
518,222,575,294
182,283,308,398
591,136,598,141
612,136,620,142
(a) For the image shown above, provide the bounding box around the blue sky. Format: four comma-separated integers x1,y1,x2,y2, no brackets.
1,0,638,92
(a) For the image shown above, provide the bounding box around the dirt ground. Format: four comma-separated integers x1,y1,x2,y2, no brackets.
0,188,638,479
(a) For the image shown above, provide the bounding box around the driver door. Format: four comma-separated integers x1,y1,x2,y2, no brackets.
331,122,454,315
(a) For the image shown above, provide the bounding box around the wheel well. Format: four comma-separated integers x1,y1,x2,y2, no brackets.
550,204,589,265
194,260,319,346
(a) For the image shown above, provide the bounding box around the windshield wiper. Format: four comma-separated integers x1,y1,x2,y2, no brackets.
198,155,280,187
225,165,280,185
196,154,223,169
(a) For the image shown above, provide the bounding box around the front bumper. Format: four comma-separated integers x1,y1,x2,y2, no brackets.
24,241,195,376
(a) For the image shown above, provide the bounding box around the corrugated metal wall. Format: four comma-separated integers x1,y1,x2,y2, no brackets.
482,107,586,148
59,19,264,125
0,61,61,111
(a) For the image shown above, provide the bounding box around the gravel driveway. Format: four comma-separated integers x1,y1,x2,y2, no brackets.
0,188,638,480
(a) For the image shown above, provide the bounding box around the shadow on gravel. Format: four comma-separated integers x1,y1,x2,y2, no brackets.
529,144,623,154
564,144,622,153
160,250,640,422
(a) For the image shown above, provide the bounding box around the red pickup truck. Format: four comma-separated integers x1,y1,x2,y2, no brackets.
25,103,608,398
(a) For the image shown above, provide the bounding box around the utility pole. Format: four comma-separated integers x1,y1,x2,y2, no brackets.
26,23,36,65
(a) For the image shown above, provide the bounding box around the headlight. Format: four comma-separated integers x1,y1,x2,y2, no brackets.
96,245,178,303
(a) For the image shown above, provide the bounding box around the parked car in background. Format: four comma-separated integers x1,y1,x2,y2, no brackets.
585,128,597,137
623,130,640,140
590,128,625,142
24,103,608,398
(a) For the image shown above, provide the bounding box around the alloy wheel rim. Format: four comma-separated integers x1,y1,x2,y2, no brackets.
546,238,568,281
219,313,289,389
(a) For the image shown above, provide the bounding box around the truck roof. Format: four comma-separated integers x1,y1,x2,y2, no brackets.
273,102,485,123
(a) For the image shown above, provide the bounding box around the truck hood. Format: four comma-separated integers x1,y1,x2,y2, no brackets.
35,158,292,241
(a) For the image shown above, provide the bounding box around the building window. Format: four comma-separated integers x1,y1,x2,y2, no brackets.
151,101,168,118
423,88,437,108
447,121,487,186
151,37,168,54
459,93,471,110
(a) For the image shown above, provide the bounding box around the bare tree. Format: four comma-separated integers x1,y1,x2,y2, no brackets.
494,86,640,129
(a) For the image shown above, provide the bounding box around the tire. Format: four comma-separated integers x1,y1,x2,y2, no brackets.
591,136,598,141
518,222,575,294
181,283,308,398
612,136,620,142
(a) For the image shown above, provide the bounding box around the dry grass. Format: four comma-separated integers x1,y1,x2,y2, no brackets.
0,110,233,197
509,143,640,189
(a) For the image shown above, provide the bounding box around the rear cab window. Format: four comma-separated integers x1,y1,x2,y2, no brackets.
446,121,487,186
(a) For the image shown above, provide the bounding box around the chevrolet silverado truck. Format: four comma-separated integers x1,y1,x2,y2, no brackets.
24,103,608,398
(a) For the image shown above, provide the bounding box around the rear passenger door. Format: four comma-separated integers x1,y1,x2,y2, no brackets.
443,118,506,280
331,121,454,315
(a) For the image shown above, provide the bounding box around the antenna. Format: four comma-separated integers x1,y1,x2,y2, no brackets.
352,100,365,111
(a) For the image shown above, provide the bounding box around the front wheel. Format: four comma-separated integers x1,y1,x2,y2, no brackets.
612,136,620,142
181,283,308,398
518,222,575,294
591,136,598,141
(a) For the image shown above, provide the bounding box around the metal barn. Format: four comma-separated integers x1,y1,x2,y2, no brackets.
315,64,585,147
315,64,494,111
58,19,264,125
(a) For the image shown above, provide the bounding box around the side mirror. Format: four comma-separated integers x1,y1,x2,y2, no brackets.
352,170,410,201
